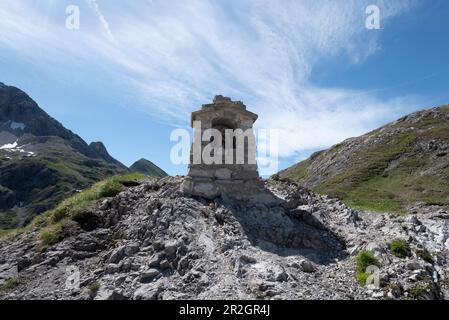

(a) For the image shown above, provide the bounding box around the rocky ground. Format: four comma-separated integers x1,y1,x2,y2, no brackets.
0,176,448,300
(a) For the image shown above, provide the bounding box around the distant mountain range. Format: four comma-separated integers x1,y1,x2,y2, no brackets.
280,104,449,214
0,82,167,229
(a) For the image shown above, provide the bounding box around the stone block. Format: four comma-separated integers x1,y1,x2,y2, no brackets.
215,168,232,180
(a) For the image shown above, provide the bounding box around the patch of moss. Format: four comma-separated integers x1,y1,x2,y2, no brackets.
409,283,431,300
389,239,412,258
0,229,11,239
50,173,145,223
0,276,23,292
88,282,101,296
36,173,145,246
355,250,380,284
0,212,48,241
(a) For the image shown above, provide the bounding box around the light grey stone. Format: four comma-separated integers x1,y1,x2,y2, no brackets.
164,241,178,256
139,269,160,283
133,283,162,300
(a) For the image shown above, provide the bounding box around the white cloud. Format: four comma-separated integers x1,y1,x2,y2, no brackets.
85,0,116,43
0,0,421,162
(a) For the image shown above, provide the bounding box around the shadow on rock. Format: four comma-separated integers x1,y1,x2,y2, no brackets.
217,188,347,265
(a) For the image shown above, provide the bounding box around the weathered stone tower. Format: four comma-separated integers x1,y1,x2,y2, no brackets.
181,95,267,200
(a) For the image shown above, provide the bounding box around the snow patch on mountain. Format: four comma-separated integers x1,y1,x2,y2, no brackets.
0,141,18,150
0,140,35,156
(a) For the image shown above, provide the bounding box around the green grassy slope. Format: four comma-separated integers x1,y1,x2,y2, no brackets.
130,158,168,178
280,105,449,213
0,138,128,229
0,173,145,243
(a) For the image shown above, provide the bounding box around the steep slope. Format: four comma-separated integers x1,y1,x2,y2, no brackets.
130,158,168,177
0,83,128,228
280,105,449,213
0,177,447,300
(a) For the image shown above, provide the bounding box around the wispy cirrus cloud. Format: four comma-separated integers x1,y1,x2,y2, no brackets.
0,0,423,162
85,0,116,43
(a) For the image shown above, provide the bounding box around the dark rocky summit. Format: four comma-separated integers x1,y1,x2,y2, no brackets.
89,142,127,170
0,176,447,300
0,82,99,159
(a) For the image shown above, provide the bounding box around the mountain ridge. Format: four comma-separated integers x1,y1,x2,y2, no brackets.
0,82,100,159
0,83,166,229
279,104,449,213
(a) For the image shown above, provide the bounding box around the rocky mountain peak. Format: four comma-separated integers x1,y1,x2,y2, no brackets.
0,83,129,166
0,84,132,228
0,83,98,158
89,141,108,155
89,142,126,169
401,104,449,123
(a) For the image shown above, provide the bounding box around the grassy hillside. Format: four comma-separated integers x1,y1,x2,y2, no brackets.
0,137,128,229
130,158,168,177
280,105,449,213
0,173,145,243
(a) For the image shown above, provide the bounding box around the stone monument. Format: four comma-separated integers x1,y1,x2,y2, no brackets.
181,95,272,201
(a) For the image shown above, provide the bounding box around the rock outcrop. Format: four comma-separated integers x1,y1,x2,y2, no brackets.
89,142,127,170
0,176,447,300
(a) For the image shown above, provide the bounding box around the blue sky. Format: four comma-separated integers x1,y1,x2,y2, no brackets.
1,0,448,176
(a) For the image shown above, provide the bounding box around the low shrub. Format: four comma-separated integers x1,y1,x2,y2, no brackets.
88,282,101,297
409,283,431,299
355,250,380,284
389,239,411,258
0,276,22,292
